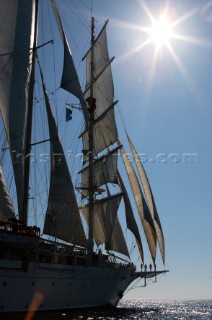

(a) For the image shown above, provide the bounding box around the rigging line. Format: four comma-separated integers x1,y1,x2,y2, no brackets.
56,0,90,81
7,171,14,197
78,0,91,11
135,254,141,265
45,2,59,130
35,78,55,96
91,0,93,17
64,0,90,31
31,150,50,197
72,132,80,177
117,102,127,131
69,120,84,154
65,119,84,190
47,0,58,124
125,278,141,293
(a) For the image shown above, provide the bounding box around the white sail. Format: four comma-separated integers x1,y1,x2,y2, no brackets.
127,135,165,263
0,166,15,221
82,106,118,157
84,25,114,118
82,24,117,156
50,0,89,125
80,148,118,198
119,144,157,263
81,194,129,256
40,72,86,246
85,63,114,119
0,0,37,217
117,171,144,261
81,204,104,246
109,216,130,258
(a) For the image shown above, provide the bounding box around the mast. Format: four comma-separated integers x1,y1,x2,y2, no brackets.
87,17,96,252
22,0,39,225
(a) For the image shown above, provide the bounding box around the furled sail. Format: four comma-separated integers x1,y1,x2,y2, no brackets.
0,0,37,218
82,22,117,156
50,0,89,125
81,194,129,256
0,166,15,221
119,144,157,263
117,170,144,261
127,135,165,263
40,71,86,246
80,147,119,198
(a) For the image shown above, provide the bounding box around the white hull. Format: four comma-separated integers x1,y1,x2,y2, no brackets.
0,259,135,312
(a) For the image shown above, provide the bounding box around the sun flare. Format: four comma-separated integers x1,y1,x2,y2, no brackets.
148,15,173,48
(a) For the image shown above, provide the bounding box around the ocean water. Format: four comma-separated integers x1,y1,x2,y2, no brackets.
3,299,211,320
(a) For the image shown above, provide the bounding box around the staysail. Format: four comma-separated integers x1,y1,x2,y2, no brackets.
40,70,86,246
50,0,89,125
127,135,165,263
0,0,37,220
119,143,157,263
0,166,15,220
109,215,129,258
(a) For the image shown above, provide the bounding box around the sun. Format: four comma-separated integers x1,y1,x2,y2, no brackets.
148,15,173,48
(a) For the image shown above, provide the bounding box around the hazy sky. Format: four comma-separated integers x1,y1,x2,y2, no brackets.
37,0,212,300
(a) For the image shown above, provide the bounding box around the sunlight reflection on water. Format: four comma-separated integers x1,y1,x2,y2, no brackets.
1,299,211,320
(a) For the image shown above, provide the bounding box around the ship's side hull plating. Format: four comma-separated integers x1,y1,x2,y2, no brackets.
0,259,135,312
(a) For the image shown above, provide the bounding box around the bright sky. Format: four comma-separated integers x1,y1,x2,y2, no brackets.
38,0,212,300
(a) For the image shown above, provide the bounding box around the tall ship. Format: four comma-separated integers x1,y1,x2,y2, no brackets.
0,0,168,313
